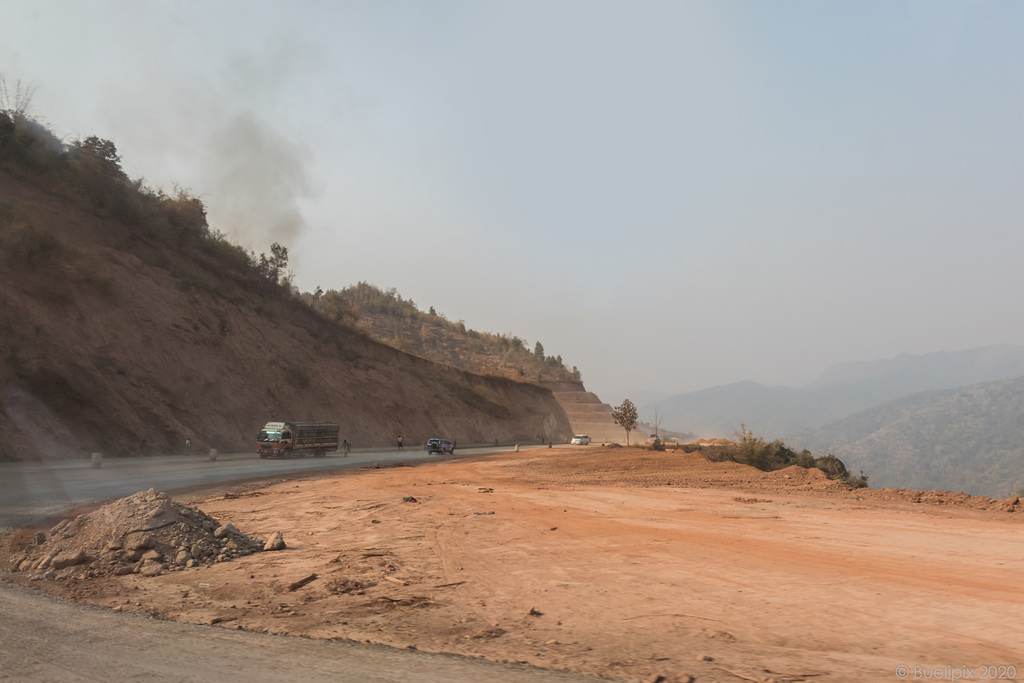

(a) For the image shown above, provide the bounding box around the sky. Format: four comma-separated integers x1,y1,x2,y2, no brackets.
4,0,1024,405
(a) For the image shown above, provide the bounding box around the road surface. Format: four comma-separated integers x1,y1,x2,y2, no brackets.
0,582,604,683
0,445,541,529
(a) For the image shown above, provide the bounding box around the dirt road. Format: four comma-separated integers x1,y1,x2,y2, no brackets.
0,582,601,683
4,447,1023,682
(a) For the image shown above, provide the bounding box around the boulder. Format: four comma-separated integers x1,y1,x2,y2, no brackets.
214,523,240,539
264,531,286,552
51,550,88,570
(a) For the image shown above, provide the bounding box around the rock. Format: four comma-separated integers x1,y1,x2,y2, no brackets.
696,654,713,662
141,549,163,562
126,533,156,551
175,550,192,564
214,523,240,539
37,550,59,570
51,550,89,570
140,560,165,577
264,531,286,551
402,496,418,503
33,532,46,545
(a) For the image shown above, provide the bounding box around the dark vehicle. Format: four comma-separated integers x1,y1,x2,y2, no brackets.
426,438,455,454
257,421,339,458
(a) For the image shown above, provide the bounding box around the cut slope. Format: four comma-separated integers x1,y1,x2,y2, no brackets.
0,167,572,461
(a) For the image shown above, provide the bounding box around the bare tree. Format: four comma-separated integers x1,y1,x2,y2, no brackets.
647,407,664,440
0,77,37,118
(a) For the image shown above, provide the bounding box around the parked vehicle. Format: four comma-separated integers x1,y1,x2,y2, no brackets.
570,434,590,445
426,438,455,454
257,421,339,458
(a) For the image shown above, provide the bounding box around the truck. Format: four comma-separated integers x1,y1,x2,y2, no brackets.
256,421,339,459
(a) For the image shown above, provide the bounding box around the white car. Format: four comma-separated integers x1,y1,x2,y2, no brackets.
570,435,590,445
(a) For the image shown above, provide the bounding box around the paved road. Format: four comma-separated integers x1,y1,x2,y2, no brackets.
0,445,538,529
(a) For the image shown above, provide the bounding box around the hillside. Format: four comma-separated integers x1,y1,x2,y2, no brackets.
651,346,1024,438
794,376,1024,497
316,282,582,385
0,113,572,460
311,282,637,441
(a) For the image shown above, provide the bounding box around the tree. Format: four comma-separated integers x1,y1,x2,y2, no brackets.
0,77,36,119
269,242,289,277
612,399,639,446
77,136,127,179
648,407,664,439
534,341,545,359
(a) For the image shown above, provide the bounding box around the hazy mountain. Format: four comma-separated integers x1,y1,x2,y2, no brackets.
806,345,1024,393
792,376,1024,498
651,346,1024,439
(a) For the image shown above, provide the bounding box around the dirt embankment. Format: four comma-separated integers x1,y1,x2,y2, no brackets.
540,381,628,444
0,169,572,462
4,447,1021,683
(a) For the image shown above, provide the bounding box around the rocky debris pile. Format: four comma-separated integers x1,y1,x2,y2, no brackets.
8,489,271,580
766,465,847,489
863,489,1022,513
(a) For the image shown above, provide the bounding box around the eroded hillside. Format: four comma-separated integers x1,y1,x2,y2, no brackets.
0,124,571,461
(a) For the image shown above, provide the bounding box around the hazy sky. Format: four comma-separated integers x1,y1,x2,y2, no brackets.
4,1,1024,404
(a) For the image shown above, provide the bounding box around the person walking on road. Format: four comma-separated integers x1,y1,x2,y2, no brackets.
342,439,351,457
397,435,404,451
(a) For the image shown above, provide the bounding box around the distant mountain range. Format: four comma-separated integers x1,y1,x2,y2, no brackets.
792,376,1024,497
650,345,1024,439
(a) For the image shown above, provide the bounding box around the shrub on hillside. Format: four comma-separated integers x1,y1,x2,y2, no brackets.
703,425,866,486
2,224,64,269
813,454,849,480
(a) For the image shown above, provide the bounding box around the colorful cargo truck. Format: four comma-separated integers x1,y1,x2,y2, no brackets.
256,421,339,458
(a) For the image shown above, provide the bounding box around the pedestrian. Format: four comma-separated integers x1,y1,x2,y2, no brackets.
342,439,350,457
185,437,191,454
397,435,403,451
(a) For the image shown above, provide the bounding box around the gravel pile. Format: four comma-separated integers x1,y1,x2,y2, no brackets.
8,489,267,580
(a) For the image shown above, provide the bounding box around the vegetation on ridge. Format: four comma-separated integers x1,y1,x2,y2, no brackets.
681,425,869,488
302,281,584,385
